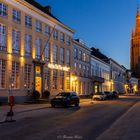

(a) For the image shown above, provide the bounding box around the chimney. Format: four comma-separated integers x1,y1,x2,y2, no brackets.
44,5,52,14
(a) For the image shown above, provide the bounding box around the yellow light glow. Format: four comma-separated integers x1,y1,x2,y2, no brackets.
133,85,138,92
20,56,24,67
71,76,77,82
48,63,70,71
32,48,36,59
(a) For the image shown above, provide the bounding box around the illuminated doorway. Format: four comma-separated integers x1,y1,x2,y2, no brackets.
35,76,42,95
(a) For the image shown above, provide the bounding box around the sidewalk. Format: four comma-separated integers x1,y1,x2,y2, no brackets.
96,101,140,140
0,99,90,122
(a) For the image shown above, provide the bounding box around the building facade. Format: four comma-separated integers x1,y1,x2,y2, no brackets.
0,0,75,102
91,55,110,93
109,59,126,93
131,8,140,79
72,39,91,96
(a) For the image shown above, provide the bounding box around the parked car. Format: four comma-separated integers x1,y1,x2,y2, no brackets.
112,91,119,98
104,91,113,99
51,92,80,108
92,92,106,101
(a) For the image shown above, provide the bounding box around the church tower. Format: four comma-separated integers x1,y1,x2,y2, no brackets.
131,7,140,78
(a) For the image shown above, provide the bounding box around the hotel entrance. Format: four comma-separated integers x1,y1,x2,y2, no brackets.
35,76,42,95
33,62,44,97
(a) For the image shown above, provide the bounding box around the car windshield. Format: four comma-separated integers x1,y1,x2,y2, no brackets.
57,92,70,97
94,92,103,95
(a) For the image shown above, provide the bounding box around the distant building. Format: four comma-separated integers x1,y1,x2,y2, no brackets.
108,59,126,93
131,8,140,79
91,55,110,93
72,39,91,96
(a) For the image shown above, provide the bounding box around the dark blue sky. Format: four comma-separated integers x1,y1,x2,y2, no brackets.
36,0,139,68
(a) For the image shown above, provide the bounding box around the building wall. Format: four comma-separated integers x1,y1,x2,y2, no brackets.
72,40,91,95
110,59,126,93
91,56,110,93
0,0,74,102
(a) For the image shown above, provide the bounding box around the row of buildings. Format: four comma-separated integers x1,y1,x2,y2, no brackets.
0,0,138,102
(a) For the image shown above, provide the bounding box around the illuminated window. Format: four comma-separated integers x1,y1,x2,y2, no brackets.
60,47,64,65
13,9,21,23
53,70,57,89
0,24,6,51
60,71,64,90
25,15,32,28
66,72,70,89
53,30,58,40
25,34,32,56
12,61,19,89
12,30,20,54
24,64,31,88
66,49,70,66
0,59,6,88
36,20,42,32
53,44,57,64
35,38,41,59
0,3,7,17
45,43,50,61
83,53,86,61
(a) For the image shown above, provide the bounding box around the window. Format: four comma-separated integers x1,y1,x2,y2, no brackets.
53,45,57,64
12,30,20,54
66,49,70,66
79,50,82,60
25,15,32,28
60,32,65,42
11,61,19,89
53,30,58,40
66,72,70,89
36,20,42,32
60,71,64,90
45,43,50,61
74,47,78,59
13,9,21,23
79,64,82,69
66,36,71,46
0,24,6,51
74,62,77,70
45,25,51,36
86,54,89,62
60,47,64,65
35,38,42,59
44,69,50,90
0,3,7,17
24,64,31,88
0,59,6,88
25,34,32,56
83,53,86,61
53,70,57,89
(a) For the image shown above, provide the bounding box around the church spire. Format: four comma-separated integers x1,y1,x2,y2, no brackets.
136,4,140,17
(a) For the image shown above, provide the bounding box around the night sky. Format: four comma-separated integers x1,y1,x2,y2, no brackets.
36,0,139,69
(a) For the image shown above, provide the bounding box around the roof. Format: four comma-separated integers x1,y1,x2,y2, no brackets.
24,0,61,23
91,47,109,63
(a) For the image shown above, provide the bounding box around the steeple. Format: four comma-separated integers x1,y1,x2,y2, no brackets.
136,5,140,17
135,5,140,36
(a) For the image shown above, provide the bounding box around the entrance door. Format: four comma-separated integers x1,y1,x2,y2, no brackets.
35,77,42,95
